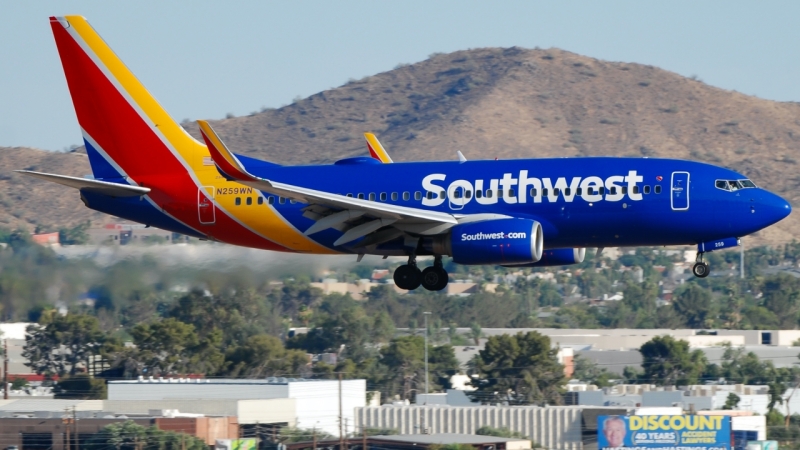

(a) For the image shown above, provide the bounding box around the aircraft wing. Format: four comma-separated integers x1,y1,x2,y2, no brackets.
197,121,458,246
15,170,151,197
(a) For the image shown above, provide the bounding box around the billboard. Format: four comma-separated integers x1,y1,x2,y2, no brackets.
598,415,731,450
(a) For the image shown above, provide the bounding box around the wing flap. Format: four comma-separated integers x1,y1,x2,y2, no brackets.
16,170,150,197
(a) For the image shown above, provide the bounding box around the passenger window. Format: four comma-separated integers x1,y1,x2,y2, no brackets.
599,187,606,195
576,188,582,196
391,192,398,201
346,193,353,197
644,186,651,194
498,190,503,198
465,191,472,199
454,189,462,199
530,188,537,197
589,188,596,195
622,186,628,194
509,189,516,197
655,185,662,194
631,186,638,195
235,197,241,206
610,187,617,195
290,199,296,204
486,190,493,198
415,192,422,200
426,191,434,199
476,190,483,199
357,193,365,199
369,193,376,201
246,197,252,205
553,188,560,196
257,197,264,205
380,193,387,201
542,189,549,196
565,188,571,196
403,192,410,201
279,197,286,204
439,191,445,199
268,196,275,204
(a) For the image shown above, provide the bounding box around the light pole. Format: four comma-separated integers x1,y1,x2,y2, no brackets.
423,311,431,401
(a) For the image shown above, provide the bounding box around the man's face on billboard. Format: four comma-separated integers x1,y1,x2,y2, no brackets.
604,419,626,447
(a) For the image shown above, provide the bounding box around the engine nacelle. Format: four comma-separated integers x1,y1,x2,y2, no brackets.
504,248,586,267
425,218,543,265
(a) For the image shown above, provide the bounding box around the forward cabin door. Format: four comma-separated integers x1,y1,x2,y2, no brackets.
671,172,689,211
198,186,216,224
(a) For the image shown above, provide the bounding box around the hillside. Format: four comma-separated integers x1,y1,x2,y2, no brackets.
4,47,800,246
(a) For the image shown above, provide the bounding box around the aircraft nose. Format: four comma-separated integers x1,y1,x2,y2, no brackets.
755,190,791,226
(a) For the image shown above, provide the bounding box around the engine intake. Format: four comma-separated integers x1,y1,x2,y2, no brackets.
424,218,543,265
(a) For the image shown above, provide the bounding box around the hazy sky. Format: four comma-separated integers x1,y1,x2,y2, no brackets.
3,1,800,151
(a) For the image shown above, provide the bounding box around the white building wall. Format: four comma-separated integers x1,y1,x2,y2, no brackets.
355,405,583,450
288,379,365,436
108,380,290,400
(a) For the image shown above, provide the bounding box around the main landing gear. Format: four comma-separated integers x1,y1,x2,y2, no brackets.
692,252,710,278
393,255,449,291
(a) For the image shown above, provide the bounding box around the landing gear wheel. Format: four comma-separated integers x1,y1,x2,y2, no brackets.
394,264,422,290
692,262,710,278
421,266,449,291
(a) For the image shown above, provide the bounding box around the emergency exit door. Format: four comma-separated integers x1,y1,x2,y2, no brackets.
198,186,216,224
671,172,689,211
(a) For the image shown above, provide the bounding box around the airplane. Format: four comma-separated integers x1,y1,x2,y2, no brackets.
19,16,791,291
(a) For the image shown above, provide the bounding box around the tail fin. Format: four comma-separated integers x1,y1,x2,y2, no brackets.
50,16,206,182
364,132,393,163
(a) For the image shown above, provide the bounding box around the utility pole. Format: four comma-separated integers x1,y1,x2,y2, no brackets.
4,339,8,400
313,428,317,450
63,408,72,450
339,372,344,450
73,405,79,450
362,428,367,450
740,240,745,279
423,312,431,401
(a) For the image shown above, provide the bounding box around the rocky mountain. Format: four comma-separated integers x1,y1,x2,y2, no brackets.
3,47,800,246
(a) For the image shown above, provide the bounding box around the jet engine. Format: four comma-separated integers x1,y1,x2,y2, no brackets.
504,248,586,267
424,218,543,265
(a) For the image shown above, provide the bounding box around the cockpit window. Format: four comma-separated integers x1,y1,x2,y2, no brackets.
715,179,756,191
739,179,757,188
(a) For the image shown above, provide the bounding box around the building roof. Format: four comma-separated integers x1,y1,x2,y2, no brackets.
109,377,354,385
371,434,529,445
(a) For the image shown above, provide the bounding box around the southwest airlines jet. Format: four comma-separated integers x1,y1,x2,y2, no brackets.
20,16,791,291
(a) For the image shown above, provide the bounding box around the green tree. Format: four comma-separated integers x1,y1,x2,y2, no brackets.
572,354,613,387
475,426,528,439
469,331,566,405
278,427,334,443
130,318,199,375
672,284,714,328
85,420,206,450
226,334,309,377
760,274,800,329
467,323,482,345
58,221,91,245
639,336,707,385
23,314,106,376
379,336,458,401
723,392,741,410
54,373,107,399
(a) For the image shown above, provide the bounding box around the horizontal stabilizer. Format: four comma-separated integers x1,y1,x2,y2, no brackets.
16,170,150,197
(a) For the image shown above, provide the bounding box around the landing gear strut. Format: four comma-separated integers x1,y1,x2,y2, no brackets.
692,252,710,278
393,255,449,291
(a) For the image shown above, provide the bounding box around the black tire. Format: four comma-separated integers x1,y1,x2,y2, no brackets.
394,264,422,290
421,266,449,291
692,262,710,278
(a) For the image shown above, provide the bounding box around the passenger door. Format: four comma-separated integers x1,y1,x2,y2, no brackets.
198,186,216,224
671,172,689,211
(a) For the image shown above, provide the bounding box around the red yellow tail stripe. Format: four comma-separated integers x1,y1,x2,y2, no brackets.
365,133,393,163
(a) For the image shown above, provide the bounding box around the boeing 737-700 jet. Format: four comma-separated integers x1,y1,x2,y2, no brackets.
19,16,792,291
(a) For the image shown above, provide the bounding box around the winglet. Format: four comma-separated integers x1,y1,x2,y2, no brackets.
197,120,261,183
364,133,393,163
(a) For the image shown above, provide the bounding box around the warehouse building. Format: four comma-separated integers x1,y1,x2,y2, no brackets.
109,377,365,436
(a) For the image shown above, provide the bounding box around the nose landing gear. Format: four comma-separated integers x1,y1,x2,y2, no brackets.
393,255,449,291
692,252,710,278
